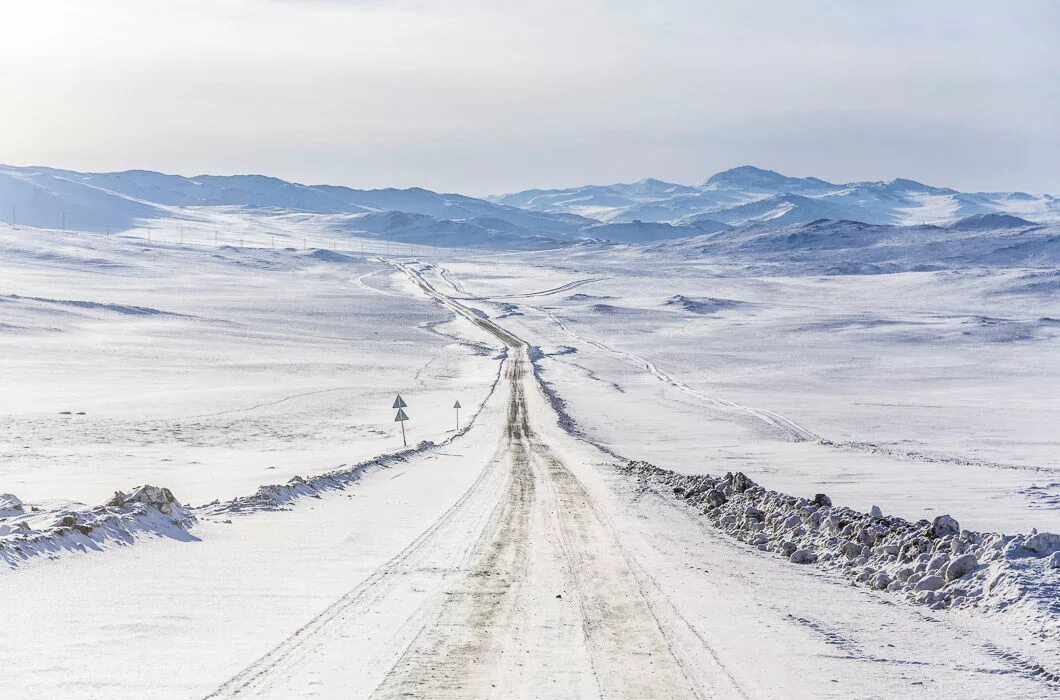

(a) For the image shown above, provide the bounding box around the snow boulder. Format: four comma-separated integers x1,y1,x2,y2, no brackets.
108,485,185,519
915,575,946,591
843,541,864,560
945,553,978,582
704,489,727,508
930,515,960,539
0,493,24,518
1023,532,1060,555
790,548,817,564
928,552,950,572
731,472,755,494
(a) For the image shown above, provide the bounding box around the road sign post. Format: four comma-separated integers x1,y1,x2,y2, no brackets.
453,400,462,431
395,407,409,446
393,394,409,446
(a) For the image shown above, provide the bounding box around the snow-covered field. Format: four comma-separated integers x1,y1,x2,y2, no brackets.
1,205,1058,698
0,221,500,508
427,250,1060,532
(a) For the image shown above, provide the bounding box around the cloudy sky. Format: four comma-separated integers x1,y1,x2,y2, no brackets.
2,0,1057,194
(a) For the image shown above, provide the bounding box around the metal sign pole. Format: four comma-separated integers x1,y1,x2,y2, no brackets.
393,395,409,446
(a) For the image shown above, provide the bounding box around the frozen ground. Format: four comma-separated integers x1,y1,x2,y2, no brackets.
1,213,1057,698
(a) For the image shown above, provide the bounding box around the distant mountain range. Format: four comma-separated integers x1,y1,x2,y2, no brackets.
492,165,1060,228
1,163,1057,248
0,164,592,244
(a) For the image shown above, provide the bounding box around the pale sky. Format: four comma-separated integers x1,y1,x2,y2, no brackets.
2,0,1058,195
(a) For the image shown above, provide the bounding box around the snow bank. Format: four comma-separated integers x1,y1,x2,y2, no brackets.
622,461,1060,647
0,485,196,568
206,452,408,514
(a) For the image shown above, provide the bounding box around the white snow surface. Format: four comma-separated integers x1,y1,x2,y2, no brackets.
0,221,502,539
1,207,1058,698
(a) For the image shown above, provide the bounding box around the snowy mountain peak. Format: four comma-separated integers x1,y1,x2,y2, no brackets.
871,177,955,195
702,165,835,194
620,177,699,196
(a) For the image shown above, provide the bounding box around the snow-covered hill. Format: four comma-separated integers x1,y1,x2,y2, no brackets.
0,165,593,244
496,165,1060,227
645,216,1060,274
579,218,730,243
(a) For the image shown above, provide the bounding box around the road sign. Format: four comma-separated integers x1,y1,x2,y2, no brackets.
393,394,407,409
453,400,462,431
395,407,409,446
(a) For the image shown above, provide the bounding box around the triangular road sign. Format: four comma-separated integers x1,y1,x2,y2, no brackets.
393,394,407,409
395,408,409,422
453,400,462,409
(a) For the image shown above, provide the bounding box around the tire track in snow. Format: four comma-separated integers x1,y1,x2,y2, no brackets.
532,305,818,442
368,358,542,698
490,276,610,300
393,262,745,698
205,417,515,698
427,267,609,301
530,304,1056,474
354,268,405,298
